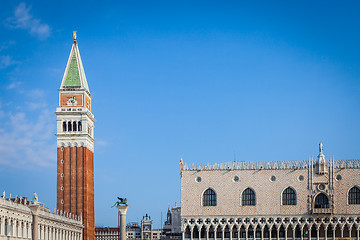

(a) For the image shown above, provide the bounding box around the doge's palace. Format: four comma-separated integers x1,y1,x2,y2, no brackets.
181,143,360,240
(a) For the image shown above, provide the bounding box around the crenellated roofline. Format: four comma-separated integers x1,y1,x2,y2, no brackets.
180,142,360,171
180,158,360,171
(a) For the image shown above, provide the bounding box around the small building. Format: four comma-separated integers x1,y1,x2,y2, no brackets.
95,214,162,240
95,227,119,240
95,223,141,240
127,223,141,240
141,213,162,240
162,204,181,240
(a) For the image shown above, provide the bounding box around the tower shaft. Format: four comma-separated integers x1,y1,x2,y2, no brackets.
56,38,95,240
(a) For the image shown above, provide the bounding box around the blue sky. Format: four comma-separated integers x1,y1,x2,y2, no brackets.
0,0,360,228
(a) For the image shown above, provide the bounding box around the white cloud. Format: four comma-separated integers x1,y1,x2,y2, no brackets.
27,89,45,98
26,101,47,110
0,55,19,69
96,140,108,147
0,109,56,169
6,81,22,89
0,41,16,52
5,2,50,40
0,89,56,169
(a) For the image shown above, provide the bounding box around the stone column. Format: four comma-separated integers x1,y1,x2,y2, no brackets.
341,227,343,238
116,206,130,240
29,204,41,240
349,226,352,238
316,227,319,240
324,226,327,240
0,218,3,236
292,228,296,240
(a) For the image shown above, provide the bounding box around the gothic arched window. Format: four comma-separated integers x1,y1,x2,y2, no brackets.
349,186,360,204
203,188,217,206
73,121,77,132
63,121,67,132
314,193,329,208
242,188,256,206
282,187,297,205
78,121,82,131
68,121,72,131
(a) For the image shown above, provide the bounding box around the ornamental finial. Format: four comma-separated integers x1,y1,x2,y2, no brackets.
72,31,77,40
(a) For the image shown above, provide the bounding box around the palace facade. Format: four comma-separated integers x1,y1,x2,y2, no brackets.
0,196,83,240
180,143,360,240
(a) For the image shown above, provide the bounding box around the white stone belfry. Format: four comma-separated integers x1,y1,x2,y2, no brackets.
116,205,129,240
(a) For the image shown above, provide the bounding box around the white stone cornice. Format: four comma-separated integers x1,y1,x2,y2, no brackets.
55,107,95,121
57,140,94,152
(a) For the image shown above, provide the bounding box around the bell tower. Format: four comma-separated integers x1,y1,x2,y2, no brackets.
56,33,95,240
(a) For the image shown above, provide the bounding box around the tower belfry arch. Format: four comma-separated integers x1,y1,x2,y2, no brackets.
56,33,95,240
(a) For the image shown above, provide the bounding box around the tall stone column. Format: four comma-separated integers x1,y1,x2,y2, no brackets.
29,204,41,240
116,206,129,240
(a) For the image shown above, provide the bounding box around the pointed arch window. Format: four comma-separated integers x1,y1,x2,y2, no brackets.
63,121,67,132
73,121,77,132
68,121,72,131
282,187,297,205
242,188,256,206
78,121,82,131
314,193,329,208
203,188,217,206
349,186,360,204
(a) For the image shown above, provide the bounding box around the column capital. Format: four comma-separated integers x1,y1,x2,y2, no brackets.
116,205,130,215
29,204,42,215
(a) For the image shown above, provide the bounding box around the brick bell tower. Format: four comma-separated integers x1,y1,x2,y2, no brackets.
56,32,95,240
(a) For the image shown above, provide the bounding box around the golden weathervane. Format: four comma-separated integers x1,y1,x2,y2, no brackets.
72,31,77,40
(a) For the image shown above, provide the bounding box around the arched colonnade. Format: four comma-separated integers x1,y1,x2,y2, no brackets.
183,216,360,240
0,216,82,240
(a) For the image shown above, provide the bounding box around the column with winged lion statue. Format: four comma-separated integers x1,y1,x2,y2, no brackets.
112,197,129,240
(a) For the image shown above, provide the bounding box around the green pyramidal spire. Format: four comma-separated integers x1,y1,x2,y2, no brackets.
60,38,90,92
